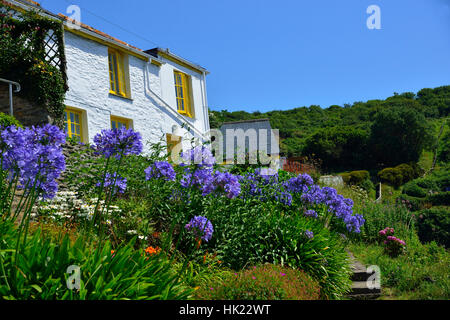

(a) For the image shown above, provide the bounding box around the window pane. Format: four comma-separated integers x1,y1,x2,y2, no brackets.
75,114,80,124
71,123,75,135
76,125,80,135
70,112,74,123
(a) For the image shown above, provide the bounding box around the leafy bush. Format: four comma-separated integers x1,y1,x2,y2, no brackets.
426,192,450,206
0,112,22,128
396,194,425,211
378,163,417,188
403,181,427,198
378,167,404,188
194,264,321,300
340,170,369,185
417,207,450,248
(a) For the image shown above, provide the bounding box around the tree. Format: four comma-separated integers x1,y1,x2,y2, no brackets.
369,108,433,168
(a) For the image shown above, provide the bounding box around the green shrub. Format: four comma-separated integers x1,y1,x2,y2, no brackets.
417,207,450,248
396,194,426,211
340,170,369,185
415,178,439,191
0,112,22,128
378,167,404,188
378,163,417,188
194,264,321,300
425,191,450,206
402,181,427,198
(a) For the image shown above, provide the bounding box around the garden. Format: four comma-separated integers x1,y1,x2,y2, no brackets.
1,112,449,300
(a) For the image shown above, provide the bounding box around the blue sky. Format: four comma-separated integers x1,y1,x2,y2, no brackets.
38,0,450,112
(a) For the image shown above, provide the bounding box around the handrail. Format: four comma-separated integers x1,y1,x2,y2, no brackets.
0,78,21,116
0,78,21,92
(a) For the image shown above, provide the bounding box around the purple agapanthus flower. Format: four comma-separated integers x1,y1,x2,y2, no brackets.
180,146,215,168
185,216,214,242
97,172,127,194
213,171,241,199
145,161,176,181
304,209,318,218
1,124,66,200
304,230,314,239
92,127,143,159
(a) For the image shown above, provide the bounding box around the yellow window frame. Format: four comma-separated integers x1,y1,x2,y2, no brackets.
111,116,130,130
64,108,83,142
174,71,192,117
108,48,127,97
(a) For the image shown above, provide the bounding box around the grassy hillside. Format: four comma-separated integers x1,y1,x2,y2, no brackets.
210,85,450,173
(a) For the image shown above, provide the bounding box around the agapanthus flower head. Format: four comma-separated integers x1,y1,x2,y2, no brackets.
304,209,318,218
145,161,176,181
180,146,215,168
304,230,314,239
213,171,241,199
92,127,143,159
185,216,214,242
1,124,66,200
284,174,314,193
96,172,127,194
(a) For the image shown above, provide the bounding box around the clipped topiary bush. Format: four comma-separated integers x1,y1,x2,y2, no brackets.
378,167,404,188
417,207,450,248
194,264,321,300
403,181,427,198
426,191,450,206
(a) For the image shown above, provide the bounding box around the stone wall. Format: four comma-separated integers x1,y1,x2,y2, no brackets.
0,82,52,127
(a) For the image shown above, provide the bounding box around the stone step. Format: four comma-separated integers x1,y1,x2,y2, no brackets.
351,269,376,282
350,281,381,296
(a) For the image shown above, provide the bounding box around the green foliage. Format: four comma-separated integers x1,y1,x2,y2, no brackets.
340,170,372,191
303,126,369,171
194,264,321,300
209,86,449,171
354,201,416,243
0,4,67,124
426,191,450,206
437,129,450,163
0,112,22,128
417,207,450,248
0,220,192,300
402,181,427,198
378,163,418,188
370,108,434,167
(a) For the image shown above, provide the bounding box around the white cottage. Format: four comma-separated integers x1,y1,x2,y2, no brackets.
4,0,211,155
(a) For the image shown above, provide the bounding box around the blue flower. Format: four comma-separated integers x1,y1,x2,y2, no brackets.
96,172,127,194
92,127,143,160
304,209,318,218
185,216,214,242
145,161,176,181
304,230,314,239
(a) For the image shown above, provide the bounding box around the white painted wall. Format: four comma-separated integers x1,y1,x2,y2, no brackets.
63,31,209,154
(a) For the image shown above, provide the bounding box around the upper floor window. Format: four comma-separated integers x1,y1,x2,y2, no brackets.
174,70,193,118
108,48,129,98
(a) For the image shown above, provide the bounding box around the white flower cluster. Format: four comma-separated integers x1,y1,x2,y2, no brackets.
34,191,122,221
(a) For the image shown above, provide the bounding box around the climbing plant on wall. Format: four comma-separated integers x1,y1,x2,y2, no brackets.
0,1,68,127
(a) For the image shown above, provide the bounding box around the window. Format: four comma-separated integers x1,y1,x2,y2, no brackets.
108,48,128,97
166,133,182,162
64,108,83,142
111,116,130,130
174,71,193,117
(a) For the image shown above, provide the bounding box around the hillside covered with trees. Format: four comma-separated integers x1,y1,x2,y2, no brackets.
209,85,450,173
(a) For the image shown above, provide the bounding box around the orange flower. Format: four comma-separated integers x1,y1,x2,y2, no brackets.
144,246,161,258
152,232,161,239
